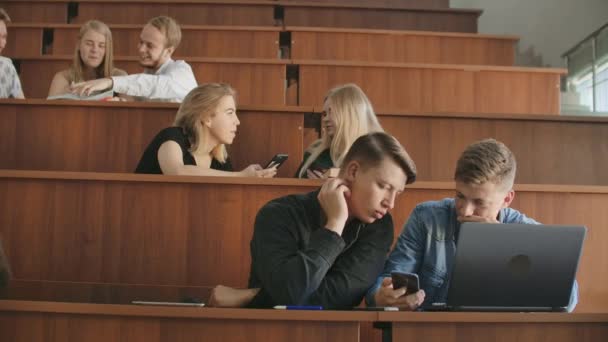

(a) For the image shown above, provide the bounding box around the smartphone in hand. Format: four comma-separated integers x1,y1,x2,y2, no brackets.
391,271,420,294
265,153,288,169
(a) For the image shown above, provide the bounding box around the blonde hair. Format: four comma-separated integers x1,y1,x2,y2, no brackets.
147,16,181,49
173,83,236,163
455,138,517,190
0,8,11,23
68,20,115,83
298,83,383,178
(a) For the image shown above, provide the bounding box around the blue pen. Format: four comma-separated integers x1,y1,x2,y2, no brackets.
273,305,323,310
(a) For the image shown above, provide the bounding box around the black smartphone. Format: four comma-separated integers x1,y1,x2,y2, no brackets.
265,153,288,169
391,271,420,294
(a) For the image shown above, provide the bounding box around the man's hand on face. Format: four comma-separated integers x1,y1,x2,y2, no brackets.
374,277,425,311
70,78,113,97
457,215,499,224
318,178,351,236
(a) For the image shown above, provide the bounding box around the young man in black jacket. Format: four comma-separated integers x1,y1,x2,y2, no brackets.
210,132,417,309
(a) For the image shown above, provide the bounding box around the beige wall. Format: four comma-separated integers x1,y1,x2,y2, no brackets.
451,0,608,67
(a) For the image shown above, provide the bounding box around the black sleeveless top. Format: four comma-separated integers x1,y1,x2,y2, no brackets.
135,126,233,174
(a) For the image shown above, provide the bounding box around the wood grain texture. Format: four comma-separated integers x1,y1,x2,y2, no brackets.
0,101,307,177
391,321,608,342
283,5,480,32
290,29,516,65
376,113,608,185
72,2,276,26
46,25,280,59
14,56,287,105
280,0,450,8
0,172,607,312
4,26,42,57
0,302,364,342
1,2,67,23
3,280,214,305
1,101,606,184
298,63,564,114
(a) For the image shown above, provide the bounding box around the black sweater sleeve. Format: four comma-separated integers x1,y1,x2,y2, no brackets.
248,201,394,308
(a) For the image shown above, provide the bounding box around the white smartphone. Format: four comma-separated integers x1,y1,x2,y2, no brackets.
132,301,205,307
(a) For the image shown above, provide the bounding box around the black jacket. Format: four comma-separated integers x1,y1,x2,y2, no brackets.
247,190,394,309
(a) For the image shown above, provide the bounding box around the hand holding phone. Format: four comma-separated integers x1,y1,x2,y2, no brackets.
265,153,288,169
391,272,420,294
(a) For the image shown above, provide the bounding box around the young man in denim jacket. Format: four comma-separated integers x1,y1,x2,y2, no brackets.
366,139,578,312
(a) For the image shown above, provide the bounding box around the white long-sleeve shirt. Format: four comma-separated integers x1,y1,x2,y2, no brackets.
112,59,197,103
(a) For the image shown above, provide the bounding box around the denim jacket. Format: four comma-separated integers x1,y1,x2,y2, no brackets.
366,198,579,312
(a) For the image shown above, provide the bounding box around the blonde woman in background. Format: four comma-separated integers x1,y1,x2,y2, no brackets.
135,83,277,178
48,20,126,97
295,83,383,178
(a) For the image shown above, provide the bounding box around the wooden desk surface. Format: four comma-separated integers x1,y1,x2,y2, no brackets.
380,312,608,342
0,299,374,342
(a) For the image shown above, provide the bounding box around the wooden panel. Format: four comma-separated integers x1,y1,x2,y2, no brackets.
0,173,607,312
4,280,214,305
0,101,306,177
9,24,279,58
298,63,564,114
377,114,608,186
283,5,480,32
15,57,287,105
4,26,43,57
392,321,608,342
1,2,67,23
290,29,516,65
280,0,450,9
0,302,365,342
73,2,276,26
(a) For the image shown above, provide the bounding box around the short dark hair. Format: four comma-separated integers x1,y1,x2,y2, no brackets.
340,132,417,184
0,8,11,23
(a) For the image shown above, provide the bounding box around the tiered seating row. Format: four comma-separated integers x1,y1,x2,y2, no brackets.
2,0,480,32
2,100,607,185
0,171,607,313
6,24,518,65
11,56,565,114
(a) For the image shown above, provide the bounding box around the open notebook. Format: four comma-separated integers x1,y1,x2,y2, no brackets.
47,90,114,101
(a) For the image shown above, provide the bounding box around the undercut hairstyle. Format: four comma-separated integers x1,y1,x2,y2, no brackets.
455,138,517,190
173,83,236,163
340,132,417,185
147,16,182,49
0,8,11,23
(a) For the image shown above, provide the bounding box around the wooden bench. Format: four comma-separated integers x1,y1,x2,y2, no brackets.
0,100,308,177
0,300,373,342
2,100,607,185
6,23,519,66
6,23,281,59
297,60,566,114
0,171,606,312
288,27,517,65
382,312,608,342
281,1,481,32
12,56,287,105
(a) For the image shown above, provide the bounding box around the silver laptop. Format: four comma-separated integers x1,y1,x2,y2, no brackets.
430,223,586,312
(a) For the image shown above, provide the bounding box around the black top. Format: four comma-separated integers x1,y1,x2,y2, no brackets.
135,126,233,174
247,189,394,309
294,148,333,178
